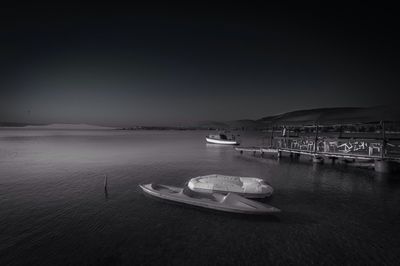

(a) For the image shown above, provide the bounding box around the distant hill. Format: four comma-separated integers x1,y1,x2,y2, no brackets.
0,122,45,127
199,106,400,130
225,119,264,128
196,121,229,129
258,106,400,125
0,123,115,130
3,106,399,131
196,119,265,130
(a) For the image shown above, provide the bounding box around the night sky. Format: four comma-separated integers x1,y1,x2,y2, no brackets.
1,3,399,126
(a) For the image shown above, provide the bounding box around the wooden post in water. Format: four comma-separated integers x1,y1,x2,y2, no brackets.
314,123,319,154
381,120,386,159
104,174,108,191
269,125,274,148
374,120,393,173
312,123,323,163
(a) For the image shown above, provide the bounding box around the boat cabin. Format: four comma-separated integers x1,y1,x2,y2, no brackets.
208,134,233,140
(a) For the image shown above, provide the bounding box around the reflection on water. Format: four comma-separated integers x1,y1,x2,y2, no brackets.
0,129,400,265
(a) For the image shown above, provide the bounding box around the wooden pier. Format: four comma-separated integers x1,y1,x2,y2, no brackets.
235,121,400,173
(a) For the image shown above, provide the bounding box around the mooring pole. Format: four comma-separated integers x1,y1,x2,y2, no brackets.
381,120,386,159
314,123,319,154
104,174,108,191
312,123,324,163
270,125,274,148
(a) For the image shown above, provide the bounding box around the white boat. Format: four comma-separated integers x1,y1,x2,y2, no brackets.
206,134,239,145
188,174,273,198
139,183,280,215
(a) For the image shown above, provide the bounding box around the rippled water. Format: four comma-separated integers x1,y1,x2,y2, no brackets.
0,129,399,265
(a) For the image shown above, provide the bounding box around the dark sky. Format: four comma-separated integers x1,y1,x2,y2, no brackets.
1,3,399,126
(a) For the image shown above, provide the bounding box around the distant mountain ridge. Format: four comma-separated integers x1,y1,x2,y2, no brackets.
0,123,115,130
196,119,264,129
198,106,400,129
2,106,399,130
258,106,400,125
0,122,45,127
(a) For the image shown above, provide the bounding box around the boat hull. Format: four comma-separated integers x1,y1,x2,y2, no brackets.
205,137,239,145
139,184,280,215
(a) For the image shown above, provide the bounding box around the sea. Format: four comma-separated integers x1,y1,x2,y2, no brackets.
0,129,399,265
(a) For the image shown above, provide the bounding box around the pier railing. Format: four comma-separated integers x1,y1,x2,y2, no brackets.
272,137,400,159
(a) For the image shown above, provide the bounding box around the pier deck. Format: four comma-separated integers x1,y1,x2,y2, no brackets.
235,146,400,161
235,136,400,173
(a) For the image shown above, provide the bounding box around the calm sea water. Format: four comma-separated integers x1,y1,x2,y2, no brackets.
0,129,399,265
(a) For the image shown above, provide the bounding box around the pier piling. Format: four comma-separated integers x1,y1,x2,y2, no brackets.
374,160,396,173
312,156,324,164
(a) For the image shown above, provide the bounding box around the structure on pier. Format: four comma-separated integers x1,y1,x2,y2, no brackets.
236,117,400,173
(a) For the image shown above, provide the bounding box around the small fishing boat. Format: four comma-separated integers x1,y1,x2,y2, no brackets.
206,133,239,145
139,183,280,215
188,174,273,198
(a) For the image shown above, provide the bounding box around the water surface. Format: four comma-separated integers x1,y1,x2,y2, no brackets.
0,130,399,265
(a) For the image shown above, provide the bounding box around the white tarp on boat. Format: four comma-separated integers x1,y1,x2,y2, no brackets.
188,174,273,198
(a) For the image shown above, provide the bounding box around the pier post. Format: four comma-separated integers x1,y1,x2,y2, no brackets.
374,160,396,173
270,125,274,148
314,123,319,154
380,121,387,159
312,155,324,164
